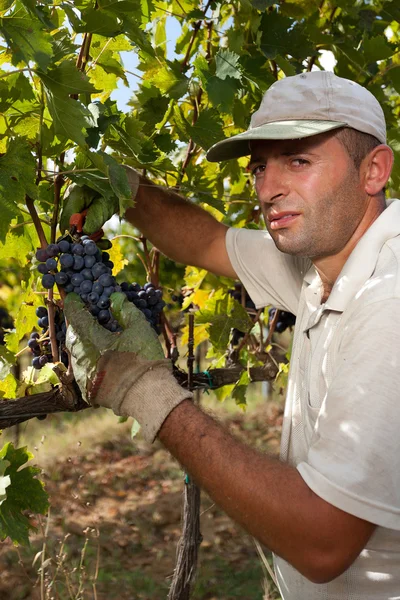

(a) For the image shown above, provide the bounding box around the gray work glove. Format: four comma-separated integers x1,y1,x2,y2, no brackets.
60,166,140,235
63,292,192,442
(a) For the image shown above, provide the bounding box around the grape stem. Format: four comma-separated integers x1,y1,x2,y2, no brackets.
46,291,59,363
25,194,48,248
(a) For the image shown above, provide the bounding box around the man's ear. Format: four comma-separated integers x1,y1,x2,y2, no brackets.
363,145,394,196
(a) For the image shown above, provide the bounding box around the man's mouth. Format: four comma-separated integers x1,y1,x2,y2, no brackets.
268,212,300,230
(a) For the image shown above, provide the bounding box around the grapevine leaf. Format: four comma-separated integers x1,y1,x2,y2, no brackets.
0,373,18,399
0,346,15,380
44,88,95,146
88,151,133,215
0,139,37,243
0,443,48,546
108,237,128,276
232,370,251,408
37,60,99,97
77,7,122,36
363,36,395,63
196,289,253,353
0,4,53,70
189,109,226,151
215,49,242,81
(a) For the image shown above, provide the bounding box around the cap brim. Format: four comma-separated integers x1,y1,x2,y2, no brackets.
206,120,348,162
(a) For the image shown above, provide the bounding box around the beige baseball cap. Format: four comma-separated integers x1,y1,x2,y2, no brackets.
206,71,387,162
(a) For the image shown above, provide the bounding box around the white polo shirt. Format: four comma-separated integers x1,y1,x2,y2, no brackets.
226,199,400,600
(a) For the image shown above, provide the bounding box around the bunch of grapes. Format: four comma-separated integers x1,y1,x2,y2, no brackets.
30,235,165,369
268,308,296,333
27,305,68,370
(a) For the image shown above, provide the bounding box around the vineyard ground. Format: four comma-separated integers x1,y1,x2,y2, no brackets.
0,389,283,600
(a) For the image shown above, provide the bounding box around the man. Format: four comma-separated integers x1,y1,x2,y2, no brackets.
65,71,400,599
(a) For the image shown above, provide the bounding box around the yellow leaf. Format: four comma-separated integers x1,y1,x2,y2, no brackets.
109,238,128,276
0,373,18,399
181,323,209,346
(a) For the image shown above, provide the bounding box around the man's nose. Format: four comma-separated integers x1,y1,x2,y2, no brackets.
256,162,289,204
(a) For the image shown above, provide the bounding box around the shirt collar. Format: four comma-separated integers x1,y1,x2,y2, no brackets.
305,199,400,313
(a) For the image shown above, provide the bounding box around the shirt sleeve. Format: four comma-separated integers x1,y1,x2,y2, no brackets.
225,227,311,315
297,298,400,530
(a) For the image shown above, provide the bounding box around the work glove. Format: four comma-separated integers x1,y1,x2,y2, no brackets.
60,166,140,235
63,292,192,442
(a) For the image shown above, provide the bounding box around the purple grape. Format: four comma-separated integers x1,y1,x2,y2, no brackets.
55,272,69,286
60,253,74,268
81,268,94,281
38,316,49,328
84,241,97,255
80,280,93,294
103,286,115,297
32,356,41,369
90,306,100,316
64,283,74,293
98,274,114,288
92,282,104,295
38,263,48,275
42,274,55,289
39,355,49,367
98,309,111,324
31,332,40,340
72,244,84,255
36,306,47,318
84,255,96,269
97,297,110,309
58,240,70,253
73,255,84,271
35,248,49,262
92,263,107,279
28,338,39,350
47,244,60,257
45,258,57,271
88,292,99,305
120,282,129,292
71,273,84,287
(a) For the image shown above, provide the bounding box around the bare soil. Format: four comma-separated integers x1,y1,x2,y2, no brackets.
0,396,283,600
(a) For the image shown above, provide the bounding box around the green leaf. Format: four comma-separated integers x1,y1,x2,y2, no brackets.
189,109,226,151
0,346,15,381
0,4,53,70
88,151,133,216
215,49,242,81
196,289,252,353
37,60,99,97
0,139,36,243
0,443,48,546
259,11,314,61
148,62,188,100
78,7,122,36
44,88,94,146
363,36,395,63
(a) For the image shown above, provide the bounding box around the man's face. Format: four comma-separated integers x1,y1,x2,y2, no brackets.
249,132,368,259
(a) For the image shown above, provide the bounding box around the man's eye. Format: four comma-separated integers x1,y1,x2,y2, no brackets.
291,158,309,166
251,165,265,176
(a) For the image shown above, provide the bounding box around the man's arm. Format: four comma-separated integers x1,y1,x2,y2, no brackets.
125,174,236,279
158,400,376,584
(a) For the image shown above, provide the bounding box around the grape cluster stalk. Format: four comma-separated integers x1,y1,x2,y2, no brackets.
29,235,165,370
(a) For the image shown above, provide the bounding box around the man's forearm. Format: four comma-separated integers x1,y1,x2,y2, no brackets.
158,400,375,584
124,175,234,277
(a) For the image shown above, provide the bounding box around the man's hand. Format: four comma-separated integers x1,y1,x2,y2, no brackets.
63,292,192,442
60,167,140,235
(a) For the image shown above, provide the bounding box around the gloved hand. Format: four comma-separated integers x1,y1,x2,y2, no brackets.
63,292,192,442
60,166,140,235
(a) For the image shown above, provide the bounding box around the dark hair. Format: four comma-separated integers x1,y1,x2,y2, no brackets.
334,127,382,171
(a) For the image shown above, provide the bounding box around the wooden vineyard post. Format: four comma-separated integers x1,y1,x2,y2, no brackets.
168,313,202,600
